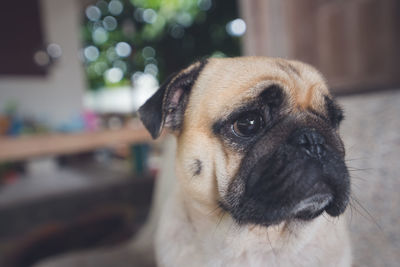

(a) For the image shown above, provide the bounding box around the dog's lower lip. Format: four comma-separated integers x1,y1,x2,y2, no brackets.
325,194,350,216
292,194,332,216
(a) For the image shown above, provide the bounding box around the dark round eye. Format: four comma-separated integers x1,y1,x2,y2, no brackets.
232,112,264,137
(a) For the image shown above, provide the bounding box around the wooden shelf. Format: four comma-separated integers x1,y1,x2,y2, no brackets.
0,126,153,162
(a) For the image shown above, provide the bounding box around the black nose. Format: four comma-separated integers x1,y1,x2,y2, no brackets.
290,128,326,158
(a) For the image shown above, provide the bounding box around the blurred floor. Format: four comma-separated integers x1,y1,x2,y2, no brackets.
34,89,400,267
34,244,153,267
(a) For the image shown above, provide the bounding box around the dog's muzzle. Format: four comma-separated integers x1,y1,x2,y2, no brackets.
224,127,350,226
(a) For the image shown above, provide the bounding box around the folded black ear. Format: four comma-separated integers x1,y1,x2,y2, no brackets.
138,59,208,139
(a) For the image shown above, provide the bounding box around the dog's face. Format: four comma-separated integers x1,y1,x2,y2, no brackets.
139,57,350,227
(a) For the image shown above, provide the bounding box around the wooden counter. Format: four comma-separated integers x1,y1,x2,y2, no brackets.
0,126,153,162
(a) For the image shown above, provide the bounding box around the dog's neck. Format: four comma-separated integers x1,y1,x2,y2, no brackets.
177,186,320,252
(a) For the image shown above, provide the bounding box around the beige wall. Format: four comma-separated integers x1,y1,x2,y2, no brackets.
0,0,85,127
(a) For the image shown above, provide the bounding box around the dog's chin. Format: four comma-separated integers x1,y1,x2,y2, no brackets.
291,193,332,220
221,144,350,227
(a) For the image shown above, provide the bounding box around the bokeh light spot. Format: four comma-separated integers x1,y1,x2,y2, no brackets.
115,42,132,57
106,47,118,62
176,12,193,27
33,51,50,66
108,0,123,16
133,8,144,22
96,0,108,14
211,51,226,58
94,61,108,75
131,72,159,110
84,46,100,62
113,60,127,73
143,9,157,24
142,46,155,59
226,18,246,37
170,24,184,38
103,16,118,31
86,5,102,22
144,63,158,77
197,0,212,11
47,43,62,59
105,67,123,83
92,27,109,44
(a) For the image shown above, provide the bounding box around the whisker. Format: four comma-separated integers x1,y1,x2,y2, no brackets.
347,167,373,172
349,195,382,231
349,175,368,181
345,157,366,162
266,229,277,256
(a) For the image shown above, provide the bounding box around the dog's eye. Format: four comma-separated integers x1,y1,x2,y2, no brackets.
232,112,264,137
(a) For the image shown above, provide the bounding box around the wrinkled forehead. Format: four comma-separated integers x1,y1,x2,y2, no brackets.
187,57,330,121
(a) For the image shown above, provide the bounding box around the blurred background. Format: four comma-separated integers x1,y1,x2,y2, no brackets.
0,0,399,266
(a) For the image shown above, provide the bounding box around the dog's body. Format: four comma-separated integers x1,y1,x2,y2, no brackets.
139,57,352,267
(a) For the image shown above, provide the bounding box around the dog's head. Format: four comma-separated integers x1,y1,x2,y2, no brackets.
139,57,350,227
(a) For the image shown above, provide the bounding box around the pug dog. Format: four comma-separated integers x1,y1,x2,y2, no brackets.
139,57,352,267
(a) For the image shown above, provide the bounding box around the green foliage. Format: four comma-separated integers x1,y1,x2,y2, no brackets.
82,0,241,90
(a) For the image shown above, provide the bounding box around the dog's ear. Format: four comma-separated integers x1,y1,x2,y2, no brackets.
138,59,208,139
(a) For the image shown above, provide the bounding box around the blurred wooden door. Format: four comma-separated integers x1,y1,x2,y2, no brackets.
240,0,400,94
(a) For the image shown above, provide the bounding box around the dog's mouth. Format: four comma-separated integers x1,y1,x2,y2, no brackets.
292,193,332,220
221,134,350,227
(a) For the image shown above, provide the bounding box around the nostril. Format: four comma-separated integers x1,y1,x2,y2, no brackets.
313,133,325,145
291,129,326,158
297,133,308,146
315,144,323,155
